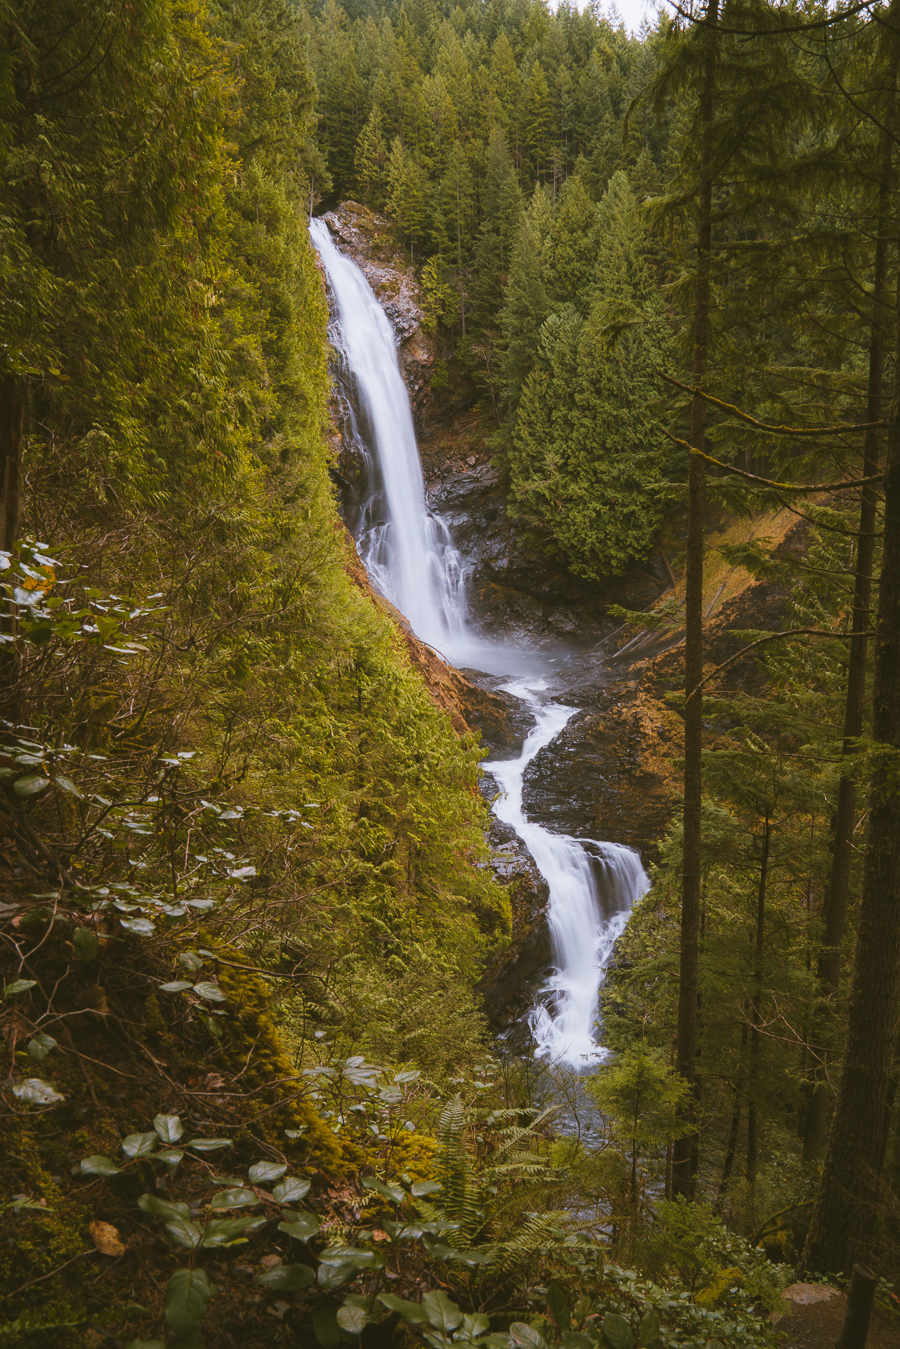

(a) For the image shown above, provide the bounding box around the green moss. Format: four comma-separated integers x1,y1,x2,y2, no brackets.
0,1123,92,1342
215,962,343,1171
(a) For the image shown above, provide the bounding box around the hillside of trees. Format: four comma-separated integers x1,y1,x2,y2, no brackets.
2,0,900,1346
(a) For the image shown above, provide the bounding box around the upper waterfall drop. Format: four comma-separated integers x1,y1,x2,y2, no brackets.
309,216,468,653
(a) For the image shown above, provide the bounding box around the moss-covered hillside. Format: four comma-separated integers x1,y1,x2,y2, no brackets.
0,1,512,1340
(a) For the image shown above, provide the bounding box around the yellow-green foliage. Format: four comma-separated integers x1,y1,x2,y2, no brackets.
383,1131,438,1186
0,1,510,1338
695,1266,746,1307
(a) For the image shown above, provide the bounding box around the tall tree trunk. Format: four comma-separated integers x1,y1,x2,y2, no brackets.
747,812,771,1187
716,1016,749,1213
802,271,900,1277
673,0,720,1201
803,76,895,1161
0,374,23,558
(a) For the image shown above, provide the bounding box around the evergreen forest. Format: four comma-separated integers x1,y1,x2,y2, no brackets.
2,0,900,1346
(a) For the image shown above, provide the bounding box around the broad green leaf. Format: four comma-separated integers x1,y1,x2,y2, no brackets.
601,1314,634,1349
362,1175,404,1204
312,1308,342,1349
255,1262,315,1290
248,1160,286,1185
561,1334,595,1349
318,1245,379,1269
164,1216,202,1250
164,1267,213,1337
159,981,193,993
153,1114,183,1144
27,1032,57,1061
80,1155,122,1176
272,1176,310,1205
120,917,155,936
464,1313,491,1336
13,1078,64,1104
55,775,84,799
155,1149,184,1169
14,775,50,796
423,1290,464,1333
317,1261,358,1292
193,981,225,1002
73,927,100,962
448,1247,491,1266
377,1294,430,1324
4,980,36,996
122,1132,159,1159
336,1304,368,1336
188,1137,232,1152
201,1216,259,1247
278,1212,320,1241
138,1194,191,1222
410,1180,442,1197
177,951,204,973
509,1324,548,1349
638,1309,661,1346
342,1059,380,1087
210,1187,258,1209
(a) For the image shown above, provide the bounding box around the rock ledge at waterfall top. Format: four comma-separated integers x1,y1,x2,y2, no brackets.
320,202,435,421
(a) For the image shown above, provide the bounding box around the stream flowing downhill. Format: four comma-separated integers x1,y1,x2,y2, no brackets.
311,217,649,1069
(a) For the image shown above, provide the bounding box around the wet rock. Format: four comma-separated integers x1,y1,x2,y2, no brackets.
320,202,435,424
423,432,668,647
478,804,551,1032
521,692,675,865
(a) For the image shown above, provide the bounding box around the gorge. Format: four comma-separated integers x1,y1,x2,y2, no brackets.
311,211,650,1069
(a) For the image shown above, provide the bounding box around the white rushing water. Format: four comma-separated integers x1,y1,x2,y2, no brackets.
311,217,649,1068
484,681,648,1065
310,217,468,652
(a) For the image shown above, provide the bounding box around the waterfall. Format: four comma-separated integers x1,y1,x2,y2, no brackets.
484,680,648,1066
309,217,468,653
311,217,648,1069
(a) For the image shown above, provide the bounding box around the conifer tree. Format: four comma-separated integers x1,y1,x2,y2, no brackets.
672,0,720,1201
355,107,388,207
802,0,900,1273
521,60,553,182
507,172,672,578
497,187,553,409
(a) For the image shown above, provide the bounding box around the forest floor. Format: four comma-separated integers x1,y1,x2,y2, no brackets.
772,1282,899,1347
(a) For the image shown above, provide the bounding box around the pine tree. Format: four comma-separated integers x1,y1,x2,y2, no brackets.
355,107,388,207
521,60,553,183
507,172,673,579
386,136,429,260
497,186,554,409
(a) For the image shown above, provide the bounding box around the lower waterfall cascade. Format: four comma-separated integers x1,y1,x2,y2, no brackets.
311,216,649,1068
